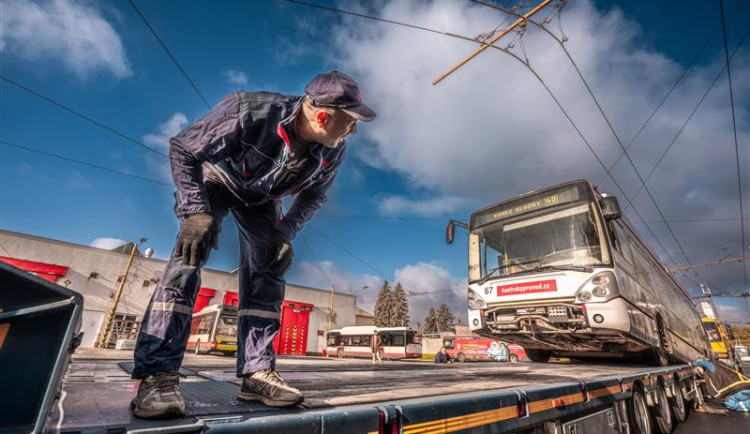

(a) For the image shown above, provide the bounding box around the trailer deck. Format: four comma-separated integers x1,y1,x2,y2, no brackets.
49,350,675,433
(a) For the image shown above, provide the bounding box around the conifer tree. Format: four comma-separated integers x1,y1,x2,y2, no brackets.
423,307,438,334
436,303,455,333
373,280,393,327
391,282,410,327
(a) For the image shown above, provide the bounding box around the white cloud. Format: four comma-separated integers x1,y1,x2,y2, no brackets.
143,112,188,151
326,0,750,286
294,260,382,306
295,259,468,327
222,69,249,86
378,195,474,217
1,0,132,79
394,262,467,327
90,237,126,250
143,112,188,181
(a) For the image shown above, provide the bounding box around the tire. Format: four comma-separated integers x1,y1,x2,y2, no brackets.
670,381,688,423
456,352,466,363
652,383,673,434
194,341,201,355
337,348,344,358
509,354,519,363
627,386,653,434
525,349,552,363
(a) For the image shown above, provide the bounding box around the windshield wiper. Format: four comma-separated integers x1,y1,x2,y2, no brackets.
478,259,542,285
532,264,594,273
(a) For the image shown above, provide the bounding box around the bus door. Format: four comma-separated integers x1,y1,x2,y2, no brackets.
273,300,313,356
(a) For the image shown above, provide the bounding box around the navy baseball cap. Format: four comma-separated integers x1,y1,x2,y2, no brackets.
305,71,376,122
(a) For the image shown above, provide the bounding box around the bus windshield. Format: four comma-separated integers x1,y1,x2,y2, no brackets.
703,322,723,342
474,202,608,281
216,314,237,337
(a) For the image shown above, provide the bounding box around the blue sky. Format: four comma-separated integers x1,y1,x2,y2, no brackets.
1,0,748,325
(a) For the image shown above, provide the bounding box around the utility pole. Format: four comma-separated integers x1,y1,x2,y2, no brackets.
327,284,336,331
433,0,553,85
96,238,146,349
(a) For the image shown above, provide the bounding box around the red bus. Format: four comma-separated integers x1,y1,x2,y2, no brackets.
442,335,527,363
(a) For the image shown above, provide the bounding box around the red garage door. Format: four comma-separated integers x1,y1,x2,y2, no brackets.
0,257,68,283
273,300,313,356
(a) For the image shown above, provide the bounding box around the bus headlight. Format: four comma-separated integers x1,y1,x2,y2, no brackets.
575,271,619,303
468,299,476,309
593,286,608,297
468,288,488,310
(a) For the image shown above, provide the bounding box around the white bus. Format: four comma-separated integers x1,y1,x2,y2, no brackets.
446,180,710,366
187,304,238,356
325,326,422,360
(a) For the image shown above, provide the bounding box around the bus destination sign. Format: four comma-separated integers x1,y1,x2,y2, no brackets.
471,184,584,228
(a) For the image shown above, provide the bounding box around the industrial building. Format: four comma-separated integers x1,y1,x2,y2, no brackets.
0,229,365,355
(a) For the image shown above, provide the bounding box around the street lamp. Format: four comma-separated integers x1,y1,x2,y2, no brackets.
95,238,147,348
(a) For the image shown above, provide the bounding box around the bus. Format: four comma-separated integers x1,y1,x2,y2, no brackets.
187,304,238,356
442,334,527,363
446,179,710,366
325,326,422,359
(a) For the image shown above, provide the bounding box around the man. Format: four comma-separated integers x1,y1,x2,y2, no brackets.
371,330,383,365
130,71,376,419
434,347,451,364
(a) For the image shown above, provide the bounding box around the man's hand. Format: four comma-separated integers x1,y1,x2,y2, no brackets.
264,230,294,276
176,213,219,266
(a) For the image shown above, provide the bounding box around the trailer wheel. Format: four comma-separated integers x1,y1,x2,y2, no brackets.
508,354,519,363
457,352,466,363
652,383,673,434
627,386,653,434
670,381,688,423
525,349,552,363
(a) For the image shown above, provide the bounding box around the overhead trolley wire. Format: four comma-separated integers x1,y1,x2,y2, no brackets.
127,0,212,110
0,140,173,187
0,75,168,159
719,0,749,308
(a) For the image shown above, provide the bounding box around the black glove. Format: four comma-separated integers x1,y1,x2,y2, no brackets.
176,213,219,266
264,229,294,276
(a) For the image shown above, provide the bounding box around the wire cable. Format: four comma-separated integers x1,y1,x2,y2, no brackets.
719,0,749,308
305,223,390,280
297,232,334,288
0,140,173,187
127,0,212,110
0,75,168,159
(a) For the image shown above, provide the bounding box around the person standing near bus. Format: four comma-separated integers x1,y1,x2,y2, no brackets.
371,330,383,364
130,71,376,419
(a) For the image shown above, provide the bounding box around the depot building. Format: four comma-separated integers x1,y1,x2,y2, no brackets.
0,229,371,355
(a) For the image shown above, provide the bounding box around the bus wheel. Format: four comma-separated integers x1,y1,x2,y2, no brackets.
194,341,201,355
652,383,673,434
525,349,551,363
337,348,344,358
508,354,519,363
670,381,688,423
627,385,653,434
457,352,466,363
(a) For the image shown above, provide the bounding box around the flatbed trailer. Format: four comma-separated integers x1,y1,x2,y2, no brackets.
45,350,706,434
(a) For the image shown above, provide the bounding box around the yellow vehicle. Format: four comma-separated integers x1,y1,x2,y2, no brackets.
701,317,730,360
187,304,238,356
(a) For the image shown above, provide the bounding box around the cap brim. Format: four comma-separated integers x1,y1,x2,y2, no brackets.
342,102,376,122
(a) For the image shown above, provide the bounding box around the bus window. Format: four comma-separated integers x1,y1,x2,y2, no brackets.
443,339,454,349
407,331,418,344
392,334,405,346
327,333,340,346
363,336,371,347
216,314,237,336
703,322,722,342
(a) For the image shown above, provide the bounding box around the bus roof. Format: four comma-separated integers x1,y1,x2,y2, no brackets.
328,326,414,335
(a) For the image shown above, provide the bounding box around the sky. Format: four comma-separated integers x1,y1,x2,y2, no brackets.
1,0,748,326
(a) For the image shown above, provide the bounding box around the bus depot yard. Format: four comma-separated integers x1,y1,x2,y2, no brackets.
48,348,749,433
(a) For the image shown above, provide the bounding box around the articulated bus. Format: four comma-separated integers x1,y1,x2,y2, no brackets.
446,180,710,365
187,304,238,356
325,326,422,359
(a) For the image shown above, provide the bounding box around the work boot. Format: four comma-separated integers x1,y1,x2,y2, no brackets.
130,372,186,419
238,368,304,407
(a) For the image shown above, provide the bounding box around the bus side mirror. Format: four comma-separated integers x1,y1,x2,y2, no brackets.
600,196,622,220
446,220,468,244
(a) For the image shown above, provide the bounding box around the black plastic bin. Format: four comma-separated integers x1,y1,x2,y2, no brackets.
0,261,83,433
